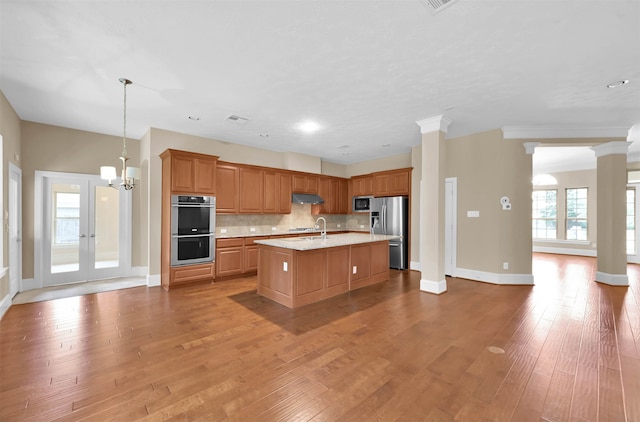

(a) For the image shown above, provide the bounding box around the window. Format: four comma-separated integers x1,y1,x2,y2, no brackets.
532,190,557,239
627,188,635,255
54,192,80,244
566,188,588,241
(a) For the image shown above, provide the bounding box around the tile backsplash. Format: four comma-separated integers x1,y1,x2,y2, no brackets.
216,204,369,236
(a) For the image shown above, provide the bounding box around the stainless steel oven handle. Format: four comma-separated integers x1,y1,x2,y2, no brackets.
171,204,216,208
172,233,216,238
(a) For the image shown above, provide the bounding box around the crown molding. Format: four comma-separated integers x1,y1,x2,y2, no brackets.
592,141,631,158
502,126,628,139
416,115,452,134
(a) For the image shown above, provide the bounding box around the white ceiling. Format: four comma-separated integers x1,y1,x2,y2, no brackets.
1,0,639,165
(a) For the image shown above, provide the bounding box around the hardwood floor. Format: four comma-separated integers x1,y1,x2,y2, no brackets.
1,253,638,421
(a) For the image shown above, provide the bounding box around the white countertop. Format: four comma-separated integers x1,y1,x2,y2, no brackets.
254,233,400,251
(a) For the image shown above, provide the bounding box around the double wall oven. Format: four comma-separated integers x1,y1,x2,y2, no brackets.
171,195,216,266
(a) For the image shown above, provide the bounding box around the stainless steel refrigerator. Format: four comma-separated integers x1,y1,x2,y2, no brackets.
370,196,409,270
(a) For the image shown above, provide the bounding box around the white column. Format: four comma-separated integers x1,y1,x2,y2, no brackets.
416,115,451,294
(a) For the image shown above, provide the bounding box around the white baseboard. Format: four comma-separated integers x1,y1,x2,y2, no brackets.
410,261,421,271
420,278,447,294
595,271,629,286
147,274,161,287
21,278,38,292
0,292,12,320
455,267,534,285
533,245,597,257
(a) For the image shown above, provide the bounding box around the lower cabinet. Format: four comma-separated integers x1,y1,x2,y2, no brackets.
216,236,268,278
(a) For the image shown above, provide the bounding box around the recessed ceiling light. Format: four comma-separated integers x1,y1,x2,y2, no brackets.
298,121,320,133
607,80,629,88
188,116,200,121
259,134,269,138
338,144,350,149
342,152,350,156
382,143,391,147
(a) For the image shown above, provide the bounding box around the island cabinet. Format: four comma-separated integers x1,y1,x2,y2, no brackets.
372,168,412,197
256,235,392,308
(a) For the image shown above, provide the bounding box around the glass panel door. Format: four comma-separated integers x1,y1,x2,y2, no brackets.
42,174,129,286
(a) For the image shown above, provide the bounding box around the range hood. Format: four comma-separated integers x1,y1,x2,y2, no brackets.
291,193,325,204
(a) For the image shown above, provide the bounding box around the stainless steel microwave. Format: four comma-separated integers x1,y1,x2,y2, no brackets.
352,196,373,213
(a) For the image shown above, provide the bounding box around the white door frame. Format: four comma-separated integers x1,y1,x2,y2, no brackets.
8,163,22,297
445,177,457,276
35,171,132,288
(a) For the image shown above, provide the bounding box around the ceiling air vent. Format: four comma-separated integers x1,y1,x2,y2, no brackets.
225,114,249,125
420,0,460,15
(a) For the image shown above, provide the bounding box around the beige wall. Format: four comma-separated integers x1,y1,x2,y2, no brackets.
0,91,22,299
346,153,411,178
444,129,532,274
532,168,597,252
20,122,141,279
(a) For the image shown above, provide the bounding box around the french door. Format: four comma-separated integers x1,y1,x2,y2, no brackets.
38,172,130,286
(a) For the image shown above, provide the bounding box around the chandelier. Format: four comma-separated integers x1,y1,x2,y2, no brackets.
100,77,140,190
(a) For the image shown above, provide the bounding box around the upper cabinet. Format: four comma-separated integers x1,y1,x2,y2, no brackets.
372,168,411,197
215,163,239,213
312,177,349,215
161,149,218,195
239,166,264,213
292,173,319,194
264,170,292,214
351,175,373,197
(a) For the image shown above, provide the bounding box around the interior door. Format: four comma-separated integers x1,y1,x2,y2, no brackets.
41,173,128,286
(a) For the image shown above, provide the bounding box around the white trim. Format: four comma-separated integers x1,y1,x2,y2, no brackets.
410,260,421,271
523,142,540,155
502,126,628,139
416,114,452,134
455,267,534,285
21,278,37,292
595,271,629,286
0,292,11,320
445,177,457,276
591,141,631,157
420,278,447,294
533,246,597,257
0,267,7,279
131,266,148,277
147,274,161,287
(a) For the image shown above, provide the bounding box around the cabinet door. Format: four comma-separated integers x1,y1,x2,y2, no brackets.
216,164,239,213
239,167,263,213
194,158,216,194
373,174,390,196
216,247,244,277
277,172,292,214
263,171,278,214
171,156,195,193
313,178,331,214
390,170,410,195
245,245,259,272
338,179,349,214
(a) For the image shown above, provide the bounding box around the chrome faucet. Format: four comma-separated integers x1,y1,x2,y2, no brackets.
315,217,327,239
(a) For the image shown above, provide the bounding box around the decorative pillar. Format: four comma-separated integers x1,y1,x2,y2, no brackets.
592,141,630,286
416,115,451,294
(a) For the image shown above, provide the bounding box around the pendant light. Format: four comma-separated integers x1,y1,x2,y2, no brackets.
100,77,140,190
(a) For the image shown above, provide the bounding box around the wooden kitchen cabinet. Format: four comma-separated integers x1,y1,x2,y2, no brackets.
161,149,218,195
351,175,373,197
292,173,319,194
372,168,411,197
245,236,268,273
312,177,349,215
239,166,263,213
215,163,239,213
263,171,292,214
215,238,244,277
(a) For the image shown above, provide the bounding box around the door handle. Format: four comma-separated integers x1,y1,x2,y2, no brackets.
79,234,86,238
90,234,95,238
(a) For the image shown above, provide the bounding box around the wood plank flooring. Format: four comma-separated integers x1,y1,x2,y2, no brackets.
1,253,639,421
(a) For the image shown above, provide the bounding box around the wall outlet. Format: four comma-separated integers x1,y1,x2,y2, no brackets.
337,224,341,228
503,262,509,270
360,225,364,229
220,228,227,233
283,262,288,272
353,266,357,274
250,227,256,232
272,226,277,231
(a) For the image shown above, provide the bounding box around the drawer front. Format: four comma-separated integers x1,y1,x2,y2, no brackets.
216,238,244,248
245,236,269,246
171,263,215,284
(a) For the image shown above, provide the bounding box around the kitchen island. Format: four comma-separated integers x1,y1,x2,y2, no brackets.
255,233,399,308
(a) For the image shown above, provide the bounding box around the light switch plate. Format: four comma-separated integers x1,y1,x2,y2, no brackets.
283,262,288,272
467,210,480,218
220,228,227,233
353,266,357,274
250,227,256,232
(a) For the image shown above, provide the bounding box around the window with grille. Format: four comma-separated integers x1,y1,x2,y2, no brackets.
532,189,557,239
566,188,588,241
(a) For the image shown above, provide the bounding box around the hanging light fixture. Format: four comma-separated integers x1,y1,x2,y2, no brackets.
100,77,140,190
